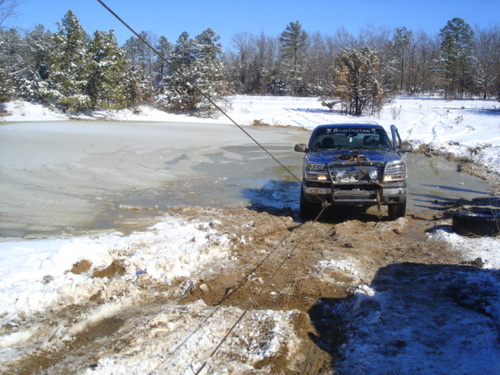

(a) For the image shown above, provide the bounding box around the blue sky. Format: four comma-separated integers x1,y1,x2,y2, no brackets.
5,0,499,49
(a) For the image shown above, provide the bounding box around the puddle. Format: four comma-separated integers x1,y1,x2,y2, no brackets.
407,154,492,211
111,150,492,224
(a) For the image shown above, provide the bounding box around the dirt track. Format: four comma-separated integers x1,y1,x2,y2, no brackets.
5,199,481,375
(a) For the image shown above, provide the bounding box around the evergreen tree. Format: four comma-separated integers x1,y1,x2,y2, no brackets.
192,28,229,115
278,21,308,95
122,32,156,107
0,28,22,102
163,29,228,115
123,31,156,75
153,36,172,89
50,10,90,111
15,25,54,102
437,17,475,98
86,30,127,109
0,67,11,102
162,32,197,111
122,64,154,108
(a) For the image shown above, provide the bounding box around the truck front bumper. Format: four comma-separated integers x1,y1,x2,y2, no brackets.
303,181,407,205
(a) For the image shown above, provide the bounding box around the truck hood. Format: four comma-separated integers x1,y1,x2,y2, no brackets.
306,149,401,165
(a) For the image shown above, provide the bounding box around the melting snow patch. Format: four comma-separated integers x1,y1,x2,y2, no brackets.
0,214,230,324
428,229,500,269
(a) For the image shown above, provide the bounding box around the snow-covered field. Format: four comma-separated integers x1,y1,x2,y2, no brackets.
0,96,499,374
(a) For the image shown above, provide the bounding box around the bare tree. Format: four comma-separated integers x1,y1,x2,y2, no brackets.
227,32,278,94
0,0,20,28
473,25,500,99
391,27,413,92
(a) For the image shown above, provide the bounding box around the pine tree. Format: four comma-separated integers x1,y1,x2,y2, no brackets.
192,28,228,115
0,67,12,102
122,64,154,108
0,28,22,102
49,10,90,111
162,32,197,111
123,31,157,75
15,25,54,102
86,30,127,109
437,18,475,98
153,36,172,89
391,27,413,92
278,21,308,95
163,29,228,115
122,32,156,107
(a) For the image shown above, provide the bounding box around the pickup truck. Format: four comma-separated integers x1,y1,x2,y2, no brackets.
294,123,412,221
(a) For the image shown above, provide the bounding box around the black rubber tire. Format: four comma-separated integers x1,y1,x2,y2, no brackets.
388,202,406,220
300,189,321,221
452,210,499,236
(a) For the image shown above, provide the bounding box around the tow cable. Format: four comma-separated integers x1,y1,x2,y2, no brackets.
376,188,383,218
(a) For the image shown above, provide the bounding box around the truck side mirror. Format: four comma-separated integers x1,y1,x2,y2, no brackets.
294,143,308,153
399,142,413,153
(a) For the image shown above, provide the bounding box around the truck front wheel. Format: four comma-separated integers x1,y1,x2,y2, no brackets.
300,189,321,221
388,202,406,220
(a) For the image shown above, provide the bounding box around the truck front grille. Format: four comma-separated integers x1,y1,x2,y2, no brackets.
327,162,384,184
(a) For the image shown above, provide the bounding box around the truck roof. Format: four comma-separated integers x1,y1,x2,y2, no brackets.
314,123,385,130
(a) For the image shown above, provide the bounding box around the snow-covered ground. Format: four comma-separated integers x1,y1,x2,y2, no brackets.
0,96,499,374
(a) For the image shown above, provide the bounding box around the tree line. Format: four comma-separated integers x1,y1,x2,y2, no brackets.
0,9,498,117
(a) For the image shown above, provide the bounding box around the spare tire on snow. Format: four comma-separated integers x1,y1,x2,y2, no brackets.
452,210,499,236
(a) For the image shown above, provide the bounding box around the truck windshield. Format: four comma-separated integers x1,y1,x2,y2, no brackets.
311,127,391,151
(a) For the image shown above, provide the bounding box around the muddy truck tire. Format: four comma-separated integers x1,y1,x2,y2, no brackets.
452,209,500,236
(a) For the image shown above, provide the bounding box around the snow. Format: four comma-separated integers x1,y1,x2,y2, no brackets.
0,96,499,374
0,217,229,322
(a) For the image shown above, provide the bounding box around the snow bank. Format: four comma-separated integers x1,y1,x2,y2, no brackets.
0,215,229,324
1,101,67,121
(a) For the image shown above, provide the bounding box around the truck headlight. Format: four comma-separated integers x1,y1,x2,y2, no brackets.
369,170,379,180
305,163,328,181
383,162,406,182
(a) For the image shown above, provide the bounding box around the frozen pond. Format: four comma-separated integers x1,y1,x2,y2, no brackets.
0,121,492,240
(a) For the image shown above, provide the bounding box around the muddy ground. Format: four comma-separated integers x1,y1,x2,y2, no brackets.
5,191,494,375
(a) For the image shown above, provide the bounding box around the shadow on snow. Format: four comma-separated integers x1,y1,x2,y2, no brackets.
308,262,500,374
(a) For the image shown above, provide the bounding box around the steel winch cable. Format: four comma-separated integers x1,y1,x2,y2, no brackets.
96,0,301,185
